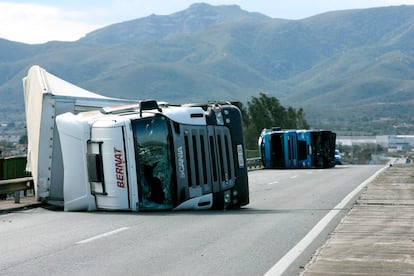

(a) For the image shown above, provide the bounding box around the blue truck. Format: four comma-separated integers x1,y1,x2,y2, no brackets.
258,128,336,169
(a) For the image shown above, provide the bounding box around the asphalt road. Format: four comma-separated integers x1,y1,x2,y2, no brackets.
0,165,383,276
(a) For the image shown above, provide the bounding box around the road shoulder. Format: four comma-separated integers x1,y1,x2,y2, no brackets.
301,163,414,275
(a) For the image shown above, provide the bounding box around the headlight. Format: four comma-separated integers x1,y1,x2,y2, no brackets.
224,190,231,204
214,107,224,125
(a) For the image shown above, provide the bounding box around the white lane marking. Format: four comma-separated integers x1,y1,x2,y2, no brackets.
289,175,298,179
76,227,129,244
269,181,279,185
264,165,388,276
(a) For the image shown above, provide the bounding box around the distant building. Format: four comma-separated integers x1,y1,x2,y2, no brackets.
0,121,16,129
0,135,20,143
388,135,414,152
337,135,414,152
336,136,377,146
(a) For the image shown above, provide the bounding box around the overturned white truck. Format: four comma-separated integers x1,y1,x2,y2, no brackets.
23,65,249,211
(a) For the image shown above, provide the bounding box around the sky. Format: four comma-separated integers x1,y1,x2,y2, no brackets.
1,0,414,44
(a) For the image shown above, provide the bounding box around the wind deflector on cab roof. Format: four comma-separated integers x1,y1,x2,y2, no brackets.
139,100,162,117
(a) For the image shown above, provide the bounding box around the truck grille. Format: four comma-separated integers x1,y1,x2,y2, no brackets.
183,126,234,197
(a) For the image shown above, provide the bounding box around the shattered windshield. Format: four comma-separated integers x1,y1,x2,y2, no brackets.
131,116,174,210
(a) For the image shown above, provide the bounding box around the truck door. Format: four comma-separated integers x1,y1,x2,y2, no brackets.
89,126,130,210
287,131,298,168
297,131,311,168
270,132,284,168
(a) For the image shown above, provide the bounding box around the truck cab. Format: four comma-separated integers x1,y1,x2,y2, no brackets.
259,128,298,168
57,101,249,211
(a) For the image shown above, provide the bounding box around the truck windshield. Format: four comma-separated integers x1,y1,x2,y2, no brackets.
131,116,174,210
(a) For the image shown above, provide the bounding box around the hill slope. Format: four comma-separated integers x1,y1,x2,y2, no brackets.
0,3,413,135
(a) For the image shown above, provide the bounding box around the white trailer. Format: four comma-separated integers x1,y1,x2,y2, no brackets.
23,65,138,205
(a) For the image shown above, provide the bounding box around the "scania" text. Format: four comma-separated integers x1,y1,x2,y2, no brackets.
177,146,185,179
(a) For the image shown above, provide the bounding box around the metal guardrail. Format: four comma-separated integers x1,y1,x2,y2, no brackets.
0,177,34,203
247,157,263,170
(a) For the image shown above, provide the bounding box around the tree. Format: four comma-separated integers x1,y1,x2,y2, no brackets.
244,93,309,149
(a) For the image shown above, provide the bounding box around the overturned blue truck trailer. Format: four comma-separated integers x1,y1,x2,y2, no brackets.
258,128,336,169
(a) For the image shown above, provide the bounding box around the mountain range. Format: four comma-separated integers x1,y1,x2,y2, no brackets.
0,3,413,135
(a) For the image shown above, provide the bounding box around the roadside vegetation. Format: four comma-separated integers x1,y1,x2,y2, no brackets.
242,93,310,149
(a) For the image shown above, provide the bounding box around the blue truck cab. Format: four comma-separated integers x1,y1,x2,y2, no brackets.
259,128,298,169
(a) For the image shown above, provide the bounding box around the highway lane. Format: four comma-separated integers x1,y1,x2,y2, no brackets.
0,165,383,275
